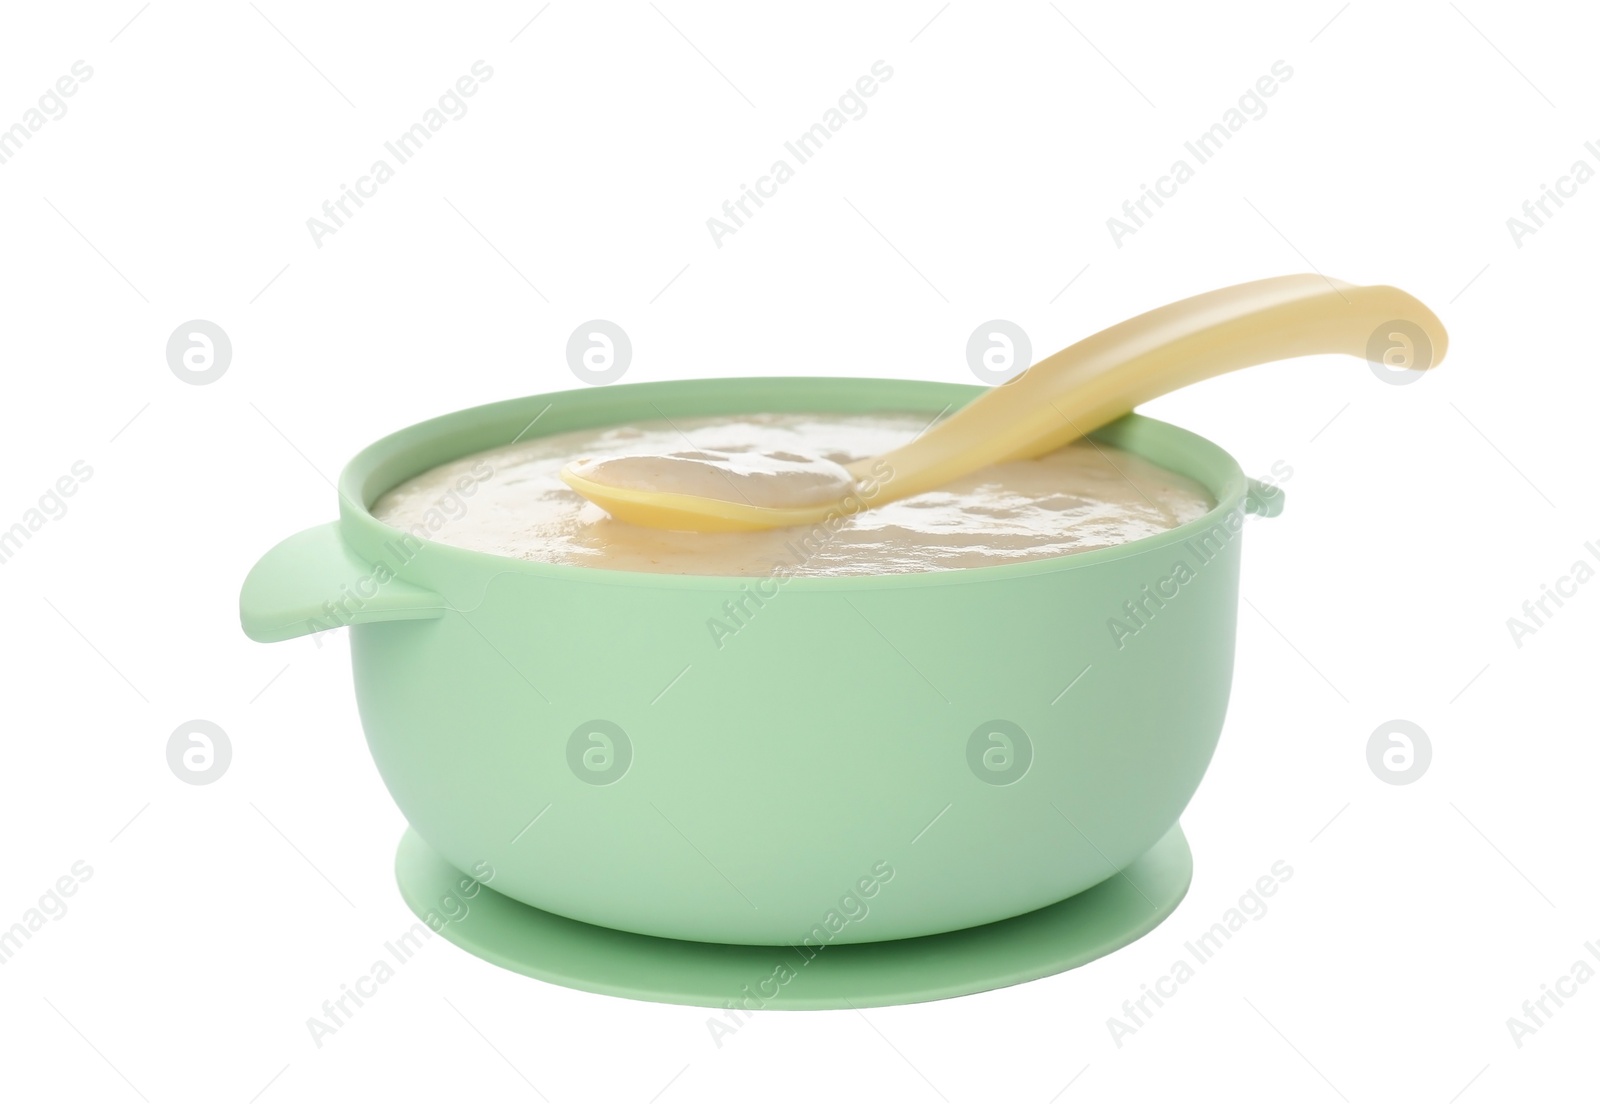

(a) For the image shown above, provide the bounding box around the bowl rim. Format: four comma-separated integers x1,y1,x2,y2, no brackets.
334,377,1260,593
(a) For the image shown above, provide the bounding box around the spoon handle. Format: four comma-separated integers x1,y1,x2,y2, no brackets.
860,275,1446,502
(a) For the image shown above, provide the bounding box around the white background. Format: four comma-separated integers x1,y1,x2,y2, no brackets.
1,1,1594,1104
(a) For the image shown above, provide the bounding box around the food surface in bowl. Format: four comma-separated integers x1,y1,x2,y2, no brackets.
370,412,1213,576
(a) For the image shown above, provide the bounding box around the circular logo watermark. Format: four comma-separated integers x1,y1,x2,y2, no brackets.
966,320,1031,385
1366,320,1433,386
166,320,232,385
566,320,631,385
167,719,231,785
566,719,632,785
1366,719,1431,785
966,719,1033,786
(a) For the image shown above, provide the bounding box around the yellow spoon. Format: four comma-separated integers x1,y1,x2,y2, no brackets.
560,274,1447,533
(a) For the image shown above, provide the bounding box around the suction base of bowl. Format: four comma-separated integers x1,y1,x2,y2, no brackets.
394,824,1192,1010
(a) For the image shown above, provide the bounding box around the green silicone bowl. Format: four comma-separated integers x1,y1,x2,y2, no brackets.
241,377,1280,949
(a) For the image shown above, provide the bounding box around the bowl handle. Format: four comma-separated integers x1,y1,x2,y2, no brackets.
1243,478,1286,518
240,522,447,643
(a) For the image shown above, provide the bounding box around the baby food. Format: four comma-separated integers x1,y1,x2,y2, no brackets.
371,412,1213,577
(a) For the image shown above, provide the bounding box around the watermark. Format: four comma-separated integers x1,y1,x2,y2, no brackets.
706,60,894,247
167,320,232,385
566,719,631,785
307,61,494,247
306,860,495,1047
966,320,1031,384
0,860,94,967
308,459,494,643
1506,142,1600,248
706,860,896,1045
1506,939,1600,1048
566,320,631,385
1366,319,1435,386
0,61,93,168
705,459,895,649
167,720,231,785
1366,719,1430,785
1107,859,1294,1046
1505,539,1599,647
1107,60,1294,246
1106,462,1290,649
0,460,94,567
967,719,1033,785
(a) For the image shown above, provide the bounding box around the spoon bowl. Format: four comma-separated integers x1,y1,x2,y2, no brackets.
559,465,853,532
